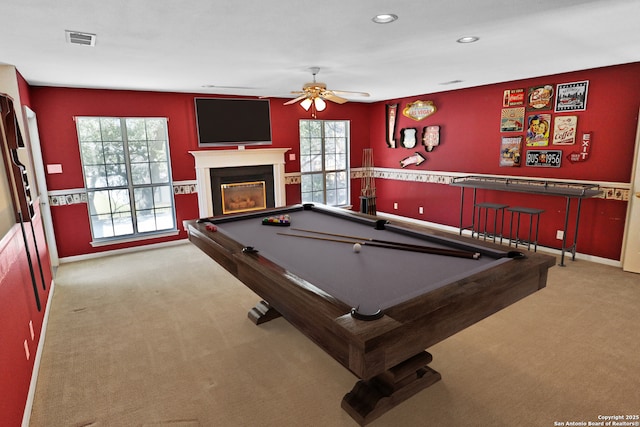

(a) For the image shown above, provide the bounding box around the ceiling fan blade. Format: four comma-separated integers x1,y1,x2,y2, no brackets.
321,91,349,104
284,94,308,105
330,89,370,97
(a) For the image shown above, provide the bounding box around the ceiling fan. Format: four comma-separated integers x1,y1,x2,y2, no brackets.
284,67,370,112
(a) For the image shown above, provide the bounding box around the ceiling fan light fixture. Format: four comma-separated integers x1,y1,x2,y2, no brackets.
300,98,313,111
314,97,327,111
372,14,398,24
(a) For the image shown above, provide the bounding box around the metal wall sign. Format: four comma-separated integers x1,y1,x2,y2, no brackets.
525,150,562,168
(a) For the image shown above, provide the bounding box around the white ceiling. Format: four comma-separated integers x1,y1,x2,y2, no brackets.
1,0,639,103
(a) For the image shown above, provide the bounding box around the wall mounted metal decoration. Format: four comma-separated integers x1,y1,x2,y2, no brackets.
402,100,437,121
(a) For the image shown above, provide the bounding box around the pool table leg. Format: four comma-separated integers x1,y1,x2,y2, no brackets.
341,351,442,426
247,300,282,325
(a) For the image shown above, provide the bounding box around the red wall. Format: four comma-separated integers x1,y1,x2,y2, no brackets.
27,88,371,257
0,210,52,426
26,63,640,260
369,63,640,260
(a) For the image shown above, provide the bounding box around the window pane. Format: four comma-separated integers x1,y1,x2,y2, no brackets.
137,209,156,232
325,122,336,137
145,118,167,140
312,191,324,203
154,186,173,208
131,163,151,185
310,138,322,154
88,190,111,215
309,120,321,136
336,154,347,169
326,189,336,206
84,165,108,189
312,174,324,191
150,162,169,183
300,155,312,173
155,207,174,230
80,142,104,165
311,154,322,172
106,164,128,187
126,118,147,140
299,120,310,137
337,189,348,205
300,138,311,155
77,117,102,141
128,140,149,162
325,137,336,154
148,140,168,162
325,153,336,171
91,215,113,239
134,187,154,211
336,171,347,188
113,213,134,236
109,189,131,214
104,141,125,164
326,172,336,190
100,118,122,141
301,175,313,193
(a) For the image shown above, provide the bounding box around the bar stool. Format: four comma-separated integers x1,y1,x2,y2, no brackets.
474,202,508,243
508,207,544,251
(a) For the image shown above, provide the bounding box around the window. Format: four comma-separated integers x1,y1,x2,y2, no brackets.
76,117,176,241
299,120,350,206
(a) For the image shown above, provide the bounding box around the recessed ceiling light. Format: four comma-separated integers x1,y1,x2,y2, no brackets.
457,36,479,44
372,14,398,24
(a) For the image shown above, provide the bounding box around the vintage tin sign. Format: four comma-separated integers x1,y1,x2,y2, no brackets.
526,150,562,168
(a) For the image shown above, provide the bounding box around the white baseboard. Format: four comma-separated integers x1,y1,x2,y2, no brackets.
59,238,190,264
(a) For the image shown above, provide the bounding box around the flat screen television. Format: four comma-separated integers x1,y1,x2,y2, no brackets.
195,97,272,147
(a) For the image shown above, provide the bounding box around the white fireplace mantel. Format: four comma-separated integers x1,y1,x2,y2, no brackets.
190,148,290,217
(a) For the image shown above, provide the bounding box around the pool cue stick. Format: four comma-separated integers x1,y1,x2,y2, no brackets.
278,232,480,259
291,227,481,259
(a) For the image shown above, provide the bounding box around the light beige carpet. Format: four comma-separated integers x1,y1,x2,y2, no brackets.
28,242,640,426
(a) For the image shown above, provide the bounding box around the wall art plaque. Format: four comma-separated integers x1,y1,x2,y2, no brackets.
402,100,437,121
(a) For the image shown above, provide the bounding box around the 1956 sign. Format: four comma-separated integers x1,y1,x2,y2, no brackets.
526,150,562,168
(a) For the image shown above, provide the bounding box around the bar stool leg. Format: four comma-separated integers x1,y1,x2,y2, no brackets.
492,210,498,243
534,213,540,252
483,208,489,241
526,213,533,251
499,208,505,244
515,212,521,249
509,211,514,247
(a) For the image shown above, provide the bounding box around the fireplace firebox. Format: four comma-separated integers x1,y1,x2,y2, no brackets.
210,165,275,216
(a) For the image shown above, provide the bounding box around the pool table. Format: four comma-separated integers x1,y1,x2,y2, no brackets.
184,203,555,425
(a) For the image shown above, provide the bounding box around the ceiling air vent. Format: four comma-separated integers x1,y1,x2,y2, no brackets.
65,30,96,46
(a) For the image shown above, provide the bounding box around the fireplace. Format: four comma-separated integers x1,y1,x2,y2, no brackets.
210,165,274,216
190,148,289,217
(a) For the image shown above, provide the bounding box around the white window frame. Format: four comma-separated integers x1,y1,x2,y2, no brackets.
76,116,177,245
299,119,350,206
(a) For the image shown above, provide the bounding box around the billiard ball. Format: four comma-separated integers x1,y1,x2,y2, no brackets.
353,243,362,253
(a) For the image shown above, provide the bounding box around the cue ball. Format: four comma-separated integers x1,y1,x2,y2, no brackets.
353,243,362,253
